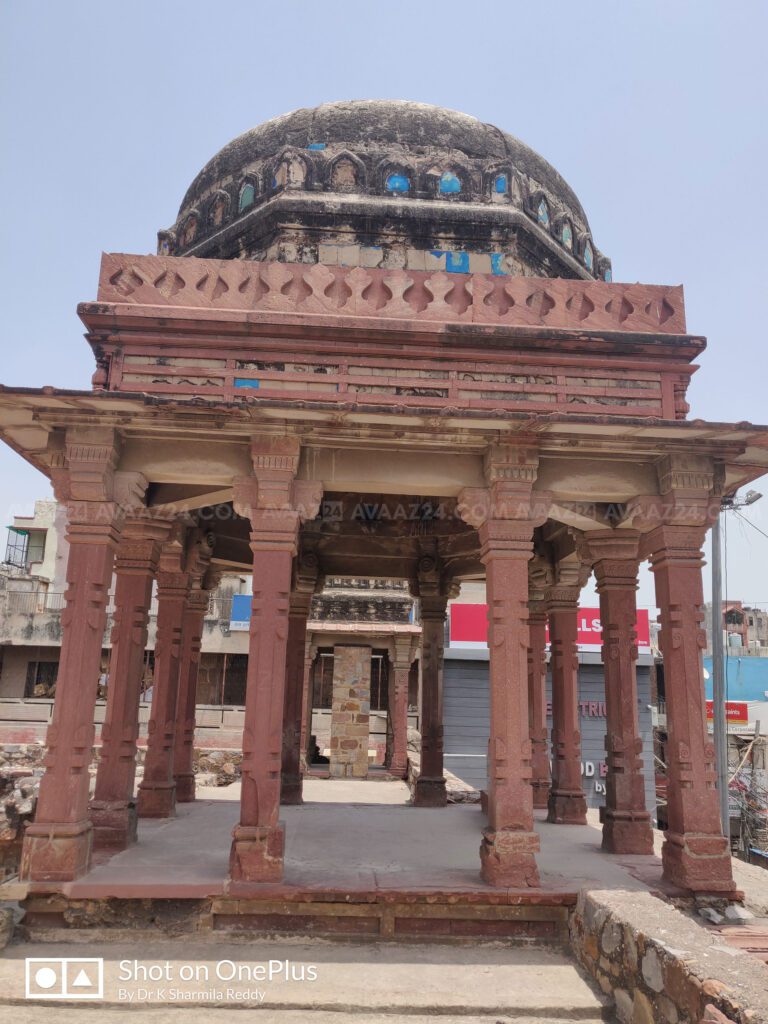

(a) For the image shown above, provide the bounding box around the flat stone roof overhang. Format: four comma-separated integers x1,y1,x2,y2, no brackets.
80,300,706,364
0,386,766,498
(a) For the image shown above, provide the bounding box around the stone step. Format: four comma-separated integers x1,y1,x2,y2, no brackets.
3,1010,612,1024
0,940,611,1019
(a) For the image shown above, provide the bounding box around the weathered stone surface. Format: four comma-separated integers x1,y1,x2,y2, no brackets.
0,907,14,949
329,646,371,779
571,889,768,1024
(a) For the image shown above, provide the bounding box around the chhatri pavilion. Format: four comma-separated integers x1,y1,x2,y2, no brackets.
2,101,767,905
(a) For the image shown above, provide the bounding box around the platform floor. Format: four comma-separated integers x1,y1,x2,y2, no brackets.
41,779,668,900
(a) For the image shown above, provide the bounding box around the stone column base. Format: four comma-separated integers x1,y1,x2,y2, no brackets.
20,819,93,882
387,757,408,780
174,773,196,804
662,831,735,893
136,781,176,818
480,828,540,888
547,790,588,825
531,782,550,810
89,800,138,850
413,776,447,807
229,823,285,882
602,810,654,855
280,774,303,805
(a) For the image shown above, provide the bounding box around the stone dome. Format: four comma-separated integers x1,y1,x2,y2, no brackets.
160,100,610,281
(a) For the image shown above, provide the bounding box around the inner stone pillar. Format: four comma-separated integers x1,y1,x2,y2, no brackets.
414,589,448,807
21,432,133,882
91,518,168,848
137,529,190,819
546,587,588,825
300,640,317,771
173,550,215,803
386,636,414,779
647,523,734,892
527,598,550,810
329,645,372,779
281,564,317,803
586,530,653,854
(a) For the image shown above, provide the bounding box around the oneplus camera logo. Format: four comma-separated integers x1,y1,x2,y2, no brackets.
25,957,104,1000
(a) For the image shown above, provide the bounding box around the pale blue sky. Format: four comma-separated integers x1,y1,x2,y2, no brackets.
1,0,766,609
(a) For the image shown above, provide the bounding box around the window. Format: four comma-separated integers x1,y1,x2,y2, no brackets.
385,173,410,193
5,528,28,568
238,183,255,212
494,173,508,194
24,660,59,698
537,198,550,227
438,171,461,194
370,652,389,711
312,651,335,708
4,527,44,569
561,222,573,249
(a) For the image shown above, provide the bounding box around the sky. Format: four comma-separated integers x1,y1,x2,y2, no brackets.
0,0,766,611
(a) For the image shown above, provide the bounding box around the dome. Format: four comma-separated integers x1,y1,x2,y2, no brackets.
161,100,610,281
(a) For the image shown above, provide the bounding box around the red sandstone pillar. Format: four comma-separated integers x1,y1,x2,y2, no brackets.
586,531,653,854
527,599,550,810
387,636,413,779
173,581,211,803
281,587,314,805
20,431,137,882
299,640,316,771
229,438,322,883
137,531,189,818
479,519,540,886
647,524,734,892
90,520,167,848
413,560,448,807
546,587,588,825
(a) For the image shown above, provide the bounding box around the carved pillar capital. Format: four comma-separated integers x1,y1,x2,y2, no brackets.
576,529,641,601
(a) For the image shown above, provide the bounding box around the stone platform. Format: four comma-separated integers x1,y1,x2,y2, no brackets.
13,780,676,942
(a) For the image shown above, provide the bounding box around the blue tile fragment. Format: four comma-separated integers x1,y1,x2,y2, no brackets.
446,252,469,273
490,253,506,275
234,378,260,389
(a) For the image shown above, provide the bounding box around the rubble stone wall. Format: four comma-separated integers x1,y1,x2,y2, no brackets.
570,889,768,1024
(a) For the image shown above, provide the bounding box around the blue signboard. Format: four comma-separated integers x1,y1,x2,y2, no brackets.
230,594,252,631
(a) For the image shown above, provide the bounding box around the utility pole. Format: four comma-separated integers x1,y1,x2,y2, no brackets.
711,488,763,839
711,509,729,835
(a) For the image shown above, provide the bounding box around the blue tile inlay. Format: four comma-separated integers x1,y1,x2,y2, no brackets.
239,183,255,211
490,253,506,275
234,378,260,389
439,171,461,193
446,252,469,273
385,173,410,193
307,142,326,150
494,174,507,194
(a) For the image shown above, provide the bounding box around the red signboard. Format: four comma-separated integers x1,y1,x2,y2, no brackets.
449,604,651,648
705,701,749,724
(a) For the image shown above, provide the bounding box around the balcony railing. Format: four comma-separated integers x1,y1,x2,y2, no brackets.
4,591,66,614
